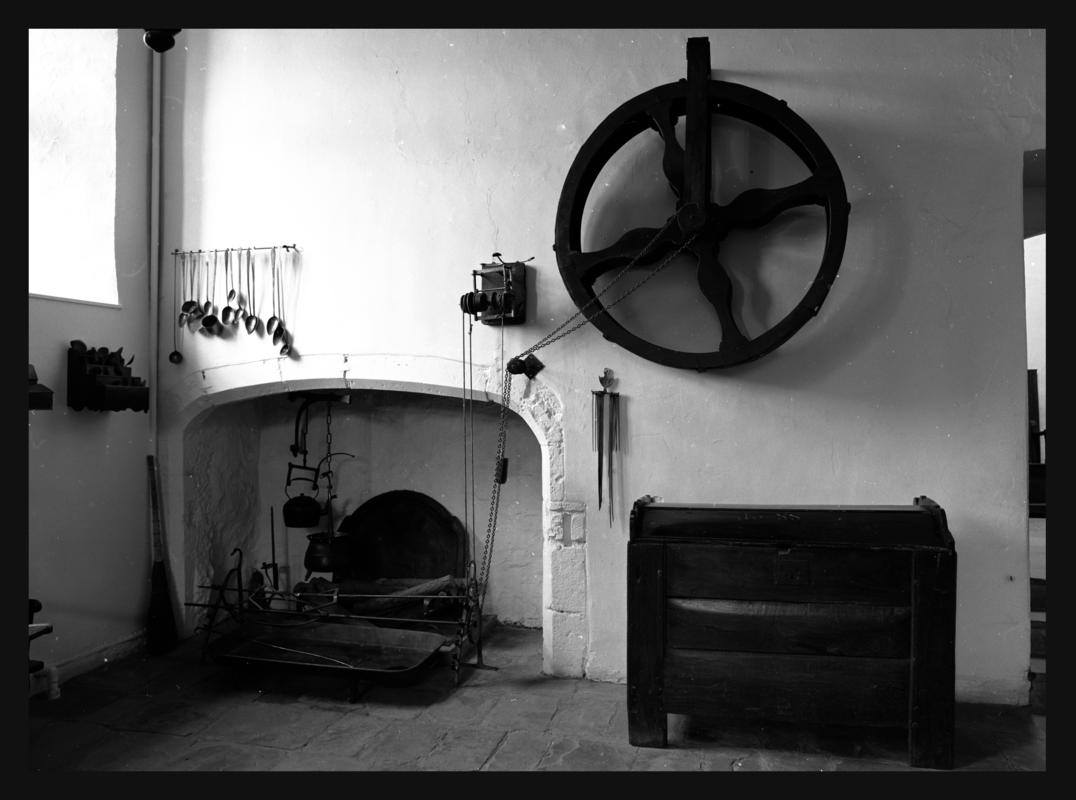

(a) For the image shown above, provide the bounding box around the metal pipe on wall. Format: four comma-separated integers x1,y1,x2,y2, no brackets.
143,29,181,450
148,44,162,451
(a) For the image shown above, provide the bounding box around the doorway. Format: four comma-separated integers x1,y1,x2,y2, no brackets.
1023,148,1045,712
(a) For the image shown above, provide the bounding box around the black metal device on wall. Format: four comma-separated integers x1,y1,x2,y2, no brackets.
459,253,529,326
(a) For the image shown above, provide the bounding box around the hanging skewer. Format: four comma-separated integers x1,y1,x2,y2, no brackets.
608,389,620,524
593,386,605,509
593,368,620,524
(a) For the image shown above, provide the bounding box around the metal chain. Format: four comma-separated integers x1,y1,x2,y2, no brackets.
518,221,698,359
470,322,477,552
472,221,697,614
476,369,513,608
461,312,472,574
324,402,334,505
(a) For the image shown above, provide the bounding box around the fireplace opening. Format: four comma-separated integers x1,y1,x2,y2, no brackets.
183,387,544,636
292,488,470,626
334,489,468,582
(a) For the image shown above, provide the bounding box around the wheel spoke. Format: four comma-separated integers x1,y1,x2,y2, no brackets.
721,173,830,230
683,38,712,214
646,101,685,201
695,240,748,351
566,226,679,287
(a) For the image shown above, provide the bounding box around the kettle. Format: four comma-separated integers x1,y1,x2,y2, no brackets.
283,493,322,527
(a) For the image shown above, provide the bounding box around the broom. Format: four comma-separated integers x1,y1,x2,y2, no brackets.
146,454,178,654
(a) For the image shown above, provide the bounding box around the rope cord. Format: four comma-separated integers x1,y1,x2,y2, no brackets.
520,218,694,358
470,320,477,557
325,402,334,531
461,311,472,573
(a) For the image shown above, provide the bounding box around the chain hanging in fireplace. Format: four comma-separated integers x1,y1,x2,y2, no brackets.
456,228,696,671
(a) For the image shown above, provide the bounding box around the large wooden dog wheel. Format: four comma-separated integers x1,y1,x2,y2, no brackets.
554,37,851,370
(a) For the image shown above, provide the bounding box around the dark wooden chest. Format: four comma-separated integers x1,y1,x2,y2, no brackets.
627,495,956,769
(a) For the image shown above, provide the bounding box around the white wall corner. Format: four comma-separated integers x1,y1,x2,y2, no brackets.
542,608,587,677
549,544,586,613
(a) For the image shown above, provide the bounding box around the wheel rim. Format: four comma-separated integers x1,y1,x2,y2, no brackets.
554,79,850,370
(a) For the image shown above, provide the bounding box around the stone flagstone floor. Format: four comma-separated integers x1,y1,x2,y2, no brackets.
28,624,1045,771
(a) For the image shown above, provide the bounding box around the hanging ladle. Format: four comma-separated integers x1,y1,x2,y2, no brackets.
202,254,214,317
244,248,259,334
272,247,289,347
169,250,184,363
182,252,203,325
266,247,281,337
272,294,286,346
201,251,223,336
221,249,241,326
233,248,249,326
188,254,206,328
177,252,191,326
230,249,243,327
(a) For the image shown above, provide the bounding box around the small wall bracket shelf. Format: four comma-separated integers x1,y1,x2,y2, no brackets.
66,341,148,412
29,364,53,410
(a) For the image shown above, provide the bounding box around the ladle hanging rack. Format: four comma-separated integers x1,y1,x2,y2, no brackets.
169,244,301,358
171,244,299,257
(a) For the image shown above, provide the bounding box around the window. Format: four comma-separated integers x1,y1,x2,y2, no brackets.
1025,232,1045,459
28,28,119,306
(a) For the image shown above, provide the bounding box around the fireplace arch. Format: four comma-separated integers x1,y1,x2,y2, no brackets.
159,352,587,676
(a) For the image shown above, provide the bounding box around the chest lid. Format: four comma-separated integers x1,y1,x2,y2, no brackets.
630,494,953,551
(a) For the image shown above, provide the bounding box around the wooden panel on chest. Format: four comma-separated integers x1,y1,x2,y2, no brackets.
664,649,910,727
666,598,912,658
626,541,667,747
665,542,912,605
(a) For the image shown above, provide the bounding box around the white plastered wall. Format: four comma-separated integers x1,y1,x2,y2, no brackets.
151,29,1045,702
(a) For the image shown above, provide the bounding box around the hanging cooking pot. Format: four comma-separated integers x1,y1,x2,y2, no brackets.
302,531,351,574
304,532,334,572
283,493,322,527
